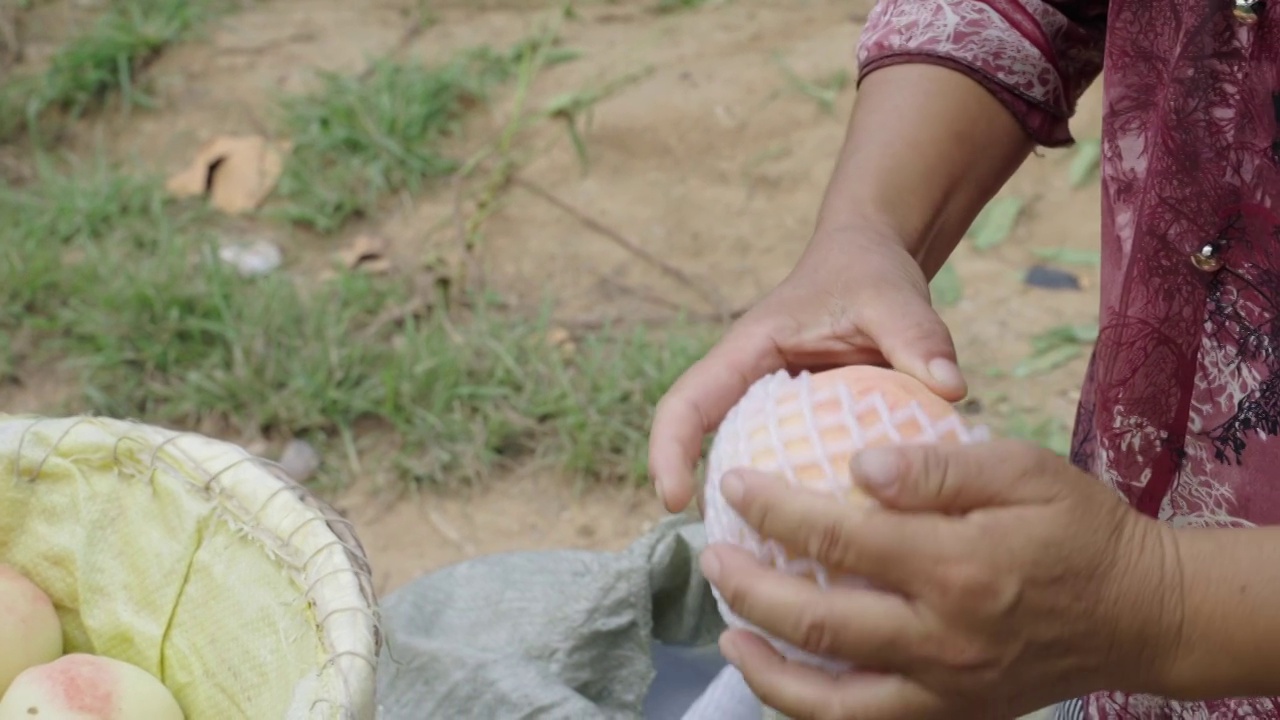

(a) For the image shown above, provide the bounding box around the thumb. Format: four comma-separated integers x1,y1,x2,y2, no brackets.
850,440,1060,513
859,291,967,402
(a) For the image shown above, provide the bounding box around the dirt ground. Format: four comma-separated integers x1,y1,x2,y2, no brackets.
17,0,1105,597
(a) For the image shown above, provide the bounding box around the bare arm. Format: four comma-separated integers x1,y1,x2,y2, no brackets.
811,62,1035,279
649,66,1037,512
1153,528,1280,698
648,0,1107,512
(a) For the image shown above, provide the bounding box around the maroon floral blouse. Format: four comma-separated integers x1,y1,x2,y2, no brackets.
859,0,1280,716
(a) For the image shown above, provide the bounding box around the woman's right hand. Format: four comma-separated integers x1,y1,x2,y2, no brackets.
648,218,967,514
649,61,1037,514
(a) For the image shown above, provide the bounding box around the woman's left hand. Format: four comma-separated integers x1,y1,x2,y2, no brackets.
699,438,1185,720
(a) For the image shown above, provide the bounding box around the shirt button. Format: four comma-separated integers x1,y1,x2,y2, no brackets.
1234,0,1263,23
1191,243,1224,272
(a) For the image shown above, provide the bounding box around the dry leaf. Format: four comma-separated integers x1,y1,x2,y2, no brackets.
338,234,393,274
545,326,577,357
165,135,289,214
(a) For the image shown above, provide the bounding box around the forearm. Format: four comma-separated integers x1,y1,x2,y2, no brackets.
1154,526,1280,698
812,63,1034,277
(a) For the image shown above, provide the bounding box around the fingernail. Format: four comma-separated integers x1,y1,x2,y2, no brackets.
700,549,722,583
722,472,745,504
927,357,965,393
852,448,899,491
654,476,669,506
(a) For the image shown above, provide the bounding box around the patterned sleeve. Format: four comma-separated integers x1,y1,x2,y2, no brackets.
855,0,1108,147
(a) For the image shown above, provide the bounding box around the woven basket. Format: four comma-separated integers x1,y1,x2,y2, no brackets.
0,415,380,719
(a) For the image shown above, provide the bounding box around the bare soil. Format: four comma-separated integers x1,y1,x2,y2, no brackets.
16,0,1105,597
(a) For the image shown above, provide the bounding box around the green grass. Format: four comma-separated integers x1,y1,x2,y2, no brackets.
653,0,716,13
1,0,228,143
1,160,714,487
271,52,503,233
272,36,580,233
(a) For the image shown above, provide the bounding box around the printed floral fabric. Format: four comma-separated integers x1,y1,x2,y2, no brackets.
859,0,1280,716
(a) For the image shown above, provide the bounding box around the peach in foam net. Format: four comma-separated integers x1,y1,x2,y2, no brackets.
701,366,988,672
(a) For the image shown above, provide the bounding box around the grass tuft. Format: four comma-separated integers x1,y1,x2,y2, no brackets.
653,0,716,13
1,0,227,143
2,160,712,487
273,37,578,233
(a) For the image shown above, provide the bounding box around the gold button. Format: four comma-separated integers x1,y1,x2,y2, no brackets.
1234,0,1262,23
1191,243,1224,272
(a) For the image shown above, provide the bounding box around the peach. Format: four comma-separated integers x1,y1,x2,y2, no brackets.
701,366,988,672
0,654,184,720
0,564,63,696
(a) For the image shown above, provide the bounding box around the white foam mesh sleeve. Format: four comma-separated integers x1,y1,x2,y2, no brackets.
701,369,989,673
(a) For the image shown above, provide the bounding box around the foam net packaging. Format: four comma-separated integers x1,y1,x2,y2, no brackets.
701,367,989,672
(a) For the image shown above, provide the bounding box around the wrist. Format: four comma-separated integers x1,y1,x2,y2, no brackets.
809,158,945,272
807,208,951,282
1099,513,1187,696
1144,525,1280,700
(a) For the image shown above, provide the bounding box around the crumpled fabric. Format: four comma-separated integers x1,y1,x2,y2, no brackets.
374,514,758,719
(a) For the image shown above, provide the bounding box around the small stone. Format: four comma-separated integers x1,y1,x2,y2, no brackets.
279,439,321,482
1023,265,1081,290
218,240,283,277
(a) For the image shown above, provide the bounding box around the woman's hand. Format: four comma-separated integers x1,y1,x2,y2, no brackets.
699,439,1184,720
647,220,967,515
647,64,1037,516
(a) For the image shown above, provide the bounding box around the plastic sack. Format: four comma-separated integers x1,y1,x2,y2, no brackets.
0,415,380,719
374,513,729,719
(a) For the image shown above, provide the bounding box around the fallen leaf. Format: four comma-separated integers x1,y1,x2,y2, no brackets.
1005,415,1073,456
545,326,577,357
338,234,393,274
929,262,963,308
966,196,1024,250
165,134,289,214
1031,322,1099,352
1068,138,1102,188
1012,343,1083,378
1010,322,1099,378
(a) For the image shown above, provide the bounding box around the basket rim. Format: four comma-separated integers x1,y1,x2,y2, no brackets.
1,413,382,720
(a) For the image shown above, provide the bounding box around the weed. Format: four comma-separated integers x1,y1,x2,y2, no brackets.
773,55,849,114
1,0,227,144
272,29,584,233
3,160,713,487
654,0,715,13
1010,322,1097,378
1004,413,1073,456
271,56,491,233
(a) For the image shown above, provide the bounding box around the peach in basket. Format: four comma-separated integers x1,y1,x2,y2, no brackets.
701,366,988,672
0,415,381,719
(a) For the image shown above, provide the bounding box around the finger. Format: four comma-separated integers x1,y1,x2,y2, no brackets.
720,468,955,595
851,439,1066,513
723,630,944,720
856,290,967,402
649,320,787,512
702,543,928,669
